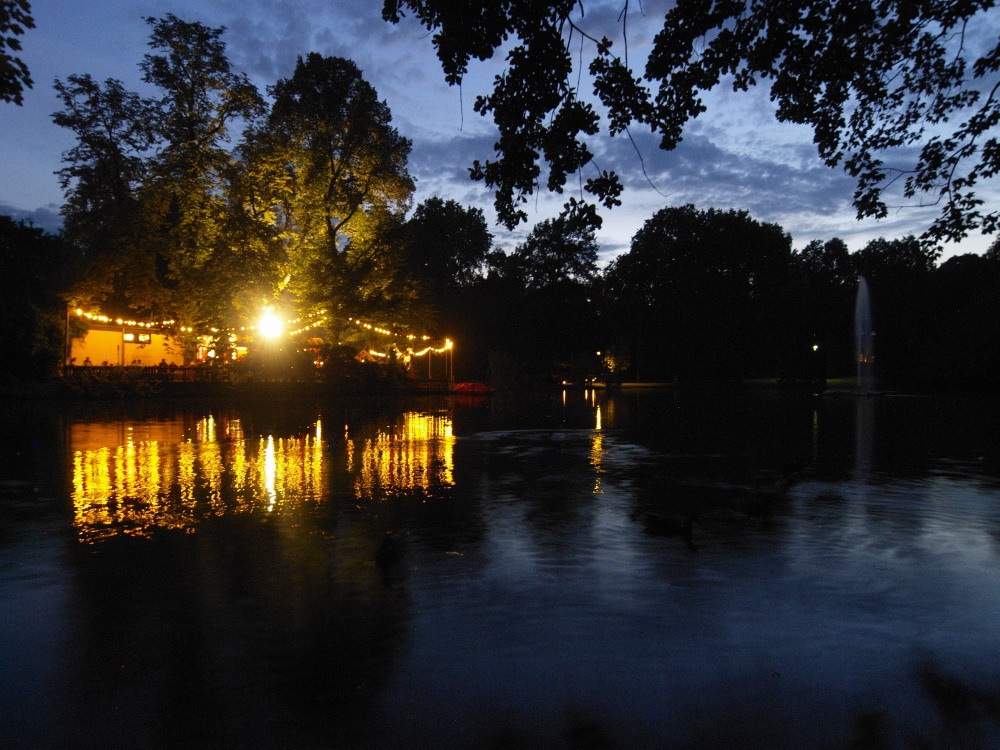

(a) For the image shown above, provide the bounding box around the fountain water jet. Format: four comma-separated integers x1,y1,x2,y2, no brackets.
855,276,874,394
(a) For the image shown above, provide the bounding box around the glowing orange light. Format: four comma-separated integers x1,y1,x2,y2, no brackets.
258,308,283,339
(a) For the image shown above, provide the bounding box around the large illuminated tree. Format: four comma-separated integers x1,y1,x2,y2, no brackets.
53,74,161,310
54,16,267,328
56,21,421,341
384,0,1000,243
138,14,266,328
247,53,417,331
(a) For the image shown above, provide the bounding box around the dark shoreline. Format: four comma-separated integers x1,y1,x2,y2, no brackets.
0,375,460,402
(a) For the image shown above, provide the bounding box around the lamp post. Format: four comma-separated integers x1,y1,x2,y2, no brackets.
64,304,71,369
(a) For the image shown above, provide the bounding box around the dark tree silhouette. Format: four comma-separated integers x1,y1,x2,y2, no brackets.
0,0,33,105
472,213,601,385
603,205,794,381
925,252,1000,390
792,238,856,380
504,211,599,290
403,197,492,294
0,217,73,379
401,198,493,380
384,0,1000,243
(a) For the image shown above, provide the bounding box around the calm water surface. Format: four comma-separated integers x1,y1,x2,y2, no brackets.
2,389,1000,749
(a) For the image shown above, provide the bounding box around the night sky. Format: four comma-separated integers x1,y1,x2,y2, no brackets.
1,0,996,262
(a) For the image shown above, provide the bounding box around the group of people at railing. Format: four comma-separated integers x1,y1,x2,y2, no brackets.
62,354,462,389
64,358,205,382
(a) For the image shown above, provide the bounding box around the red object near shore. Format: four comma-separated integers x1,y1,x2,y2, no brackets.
452,382,494,394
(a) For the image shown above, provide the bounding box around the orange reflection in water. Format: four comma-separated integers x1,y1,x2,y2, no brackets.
590,431,605,495
349,411,455,498
71,417,326,542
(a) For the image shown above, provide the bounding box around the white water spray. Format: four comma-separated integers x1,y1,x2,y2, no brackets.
855,276,874,394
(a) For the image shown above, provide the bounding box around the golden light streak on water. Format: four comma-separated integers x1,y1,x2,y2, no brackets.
69,412,450,541
590,431,605,494
263,436,277,511
70,417,329,542
201,442,224,513
354,412,455,498
231,434,248,495
178,442,196,508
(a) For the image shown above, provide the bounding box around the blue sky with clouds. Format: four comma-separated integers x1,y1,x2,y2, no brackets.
1,0,996,263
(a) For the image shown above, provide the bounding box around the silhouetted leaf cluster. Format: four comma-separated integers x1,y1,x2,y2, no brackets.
385,0,1000,243
0,0,33,105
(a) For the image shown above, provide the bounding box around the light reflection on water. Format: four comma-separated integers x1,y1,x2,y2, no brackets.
70,416,328,541
350,411,455,498
69,411,457,541
2,391,1000,748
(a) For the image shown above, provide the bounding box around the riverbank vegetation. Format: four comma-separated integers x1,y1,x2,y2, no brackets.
2,14,999,395
5,198,1000,394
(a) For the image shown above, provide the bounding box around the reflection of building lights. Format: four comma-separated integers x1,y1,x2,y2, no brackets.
178,442,196,506
70,412,460,541
202,442,224,510
70,418,327,541
590,432,605,494
263,435,277,509
355,412,455,497
198,414,216,443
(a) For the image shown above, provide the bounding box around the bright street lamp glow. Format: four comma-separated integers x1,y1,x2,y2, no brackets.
258,309,283,339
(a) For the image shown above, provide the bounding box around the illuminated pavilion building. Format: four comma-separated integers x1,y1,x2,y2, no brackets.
66,307,455,381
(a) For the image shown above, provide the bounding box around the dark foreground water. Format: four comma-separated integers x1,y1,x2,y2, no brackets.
2,388,1000,749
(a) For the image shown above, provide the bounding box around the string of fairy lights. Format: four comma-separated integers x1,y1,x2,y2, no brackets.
73,308,189,332
277,309,452,356
71,307,453,359
346,317,453,359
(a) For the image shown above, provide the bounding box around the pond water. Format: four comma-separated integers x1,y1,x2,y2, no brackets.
2,388,1000,749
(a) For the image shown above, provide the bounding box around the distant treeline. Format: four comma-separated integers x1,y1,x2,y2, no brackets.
3,207,999,393
449,206,1000,392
